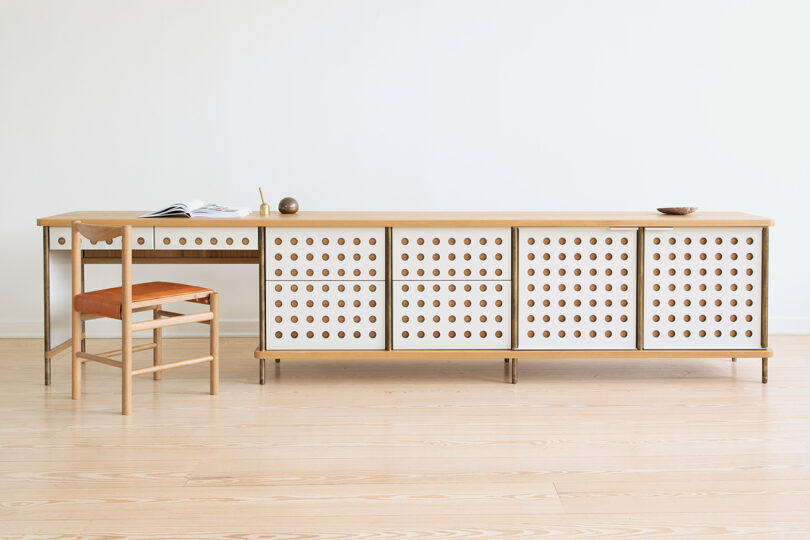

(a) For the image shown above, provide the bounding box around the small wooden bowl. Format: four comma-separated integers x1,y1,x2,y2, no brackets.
657,207,698,215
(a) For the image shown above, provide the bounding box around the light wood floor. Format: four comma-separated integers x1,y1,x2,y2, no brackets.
1,336,809,539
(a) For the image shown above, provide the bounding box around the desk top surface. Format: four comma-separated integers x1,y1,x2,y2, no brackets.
37,211,774,228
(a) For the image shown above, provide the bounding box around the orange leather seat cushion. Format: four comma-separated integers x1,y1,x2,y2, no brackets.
74,281,213,320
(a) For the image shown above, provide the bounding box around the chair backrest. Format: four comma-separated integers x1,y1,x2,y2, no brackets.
71,222,133,317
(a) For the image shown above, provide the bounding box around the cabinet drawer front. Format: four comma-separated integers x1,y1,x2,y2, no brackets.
393,228,510,281
154,228,256,250
266,228,384,281
267,280,385,350
50,227,154,250
519,227,637,350
393,280,511,349
644,227,762,349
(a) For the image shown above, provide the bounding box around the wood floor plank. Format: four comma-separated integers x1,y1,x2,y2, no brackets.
0,336,808,536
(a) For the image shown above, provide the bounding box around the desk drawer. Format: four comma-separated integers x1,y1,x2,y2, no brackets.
266,228,384,280
393,280,511,349
393,228,510,280
155,227,257,250
50,227,154,250
266,280,385,350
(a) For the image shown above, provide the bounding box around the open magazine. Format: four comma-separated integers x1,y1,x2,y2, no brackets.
140,200,250,219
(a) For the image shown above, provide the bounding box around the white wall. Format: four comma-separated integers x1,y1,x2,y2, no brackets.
1,0,808,337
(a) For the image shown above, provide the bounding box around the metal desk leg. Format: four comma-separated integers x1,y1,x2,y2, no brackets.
43,227,51,385
258,227,266,385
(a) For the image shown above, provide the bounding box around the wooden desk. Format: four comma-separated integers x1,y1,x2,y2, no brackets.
38,211,774,385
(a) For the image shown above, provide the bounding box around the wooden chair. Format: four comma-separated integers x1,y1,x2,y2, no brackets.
71,222,219,414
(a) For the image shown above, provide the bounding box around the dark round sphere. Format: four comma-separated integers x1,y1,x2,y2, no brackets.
278,197,299,214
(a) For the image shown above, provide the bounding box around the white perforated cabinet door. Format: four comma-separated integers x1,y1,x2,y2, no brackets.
266,228,384,281
393,280,511,349
154,228,256,250
266,281,385,350
393,228,510,280
644,227,762,349
50,227,154,250
519,227,637,350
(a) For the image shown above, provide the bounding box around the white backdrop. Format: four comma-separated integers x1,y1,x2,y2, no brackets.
1,0,808,337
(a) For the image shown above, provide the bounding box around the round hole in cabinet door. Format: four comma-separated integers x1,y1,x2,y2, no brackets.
195,238,202,245
137,237,145,245
57,237,66,245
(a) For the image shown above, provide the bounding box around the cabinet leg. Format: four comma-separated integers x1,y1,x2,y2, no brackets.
511,358,518,384
259,359,266,385
762,358,768,384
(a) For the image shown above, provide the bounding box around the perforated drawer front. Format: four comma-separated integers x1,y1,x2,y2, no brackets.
393,228,510,280
519,227,637,350
155,228,257,250
393,280,510,349
266,280,385,350
50,227,154,250
644,227,762,349
266,228,384,281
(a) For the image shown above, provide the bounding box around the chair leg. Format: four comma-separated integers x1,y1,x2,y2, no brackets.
153,306,162,380
210,293,219,395
122,320,133,416
71,309,82,400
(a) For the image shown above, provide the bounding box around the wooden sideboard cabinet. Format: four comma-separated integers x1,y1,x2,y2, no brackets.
254,213,772,385
37,211,773,387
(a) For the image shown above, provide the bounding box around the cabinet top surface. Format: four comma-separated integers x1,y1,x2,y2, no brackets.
37,211,773,228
